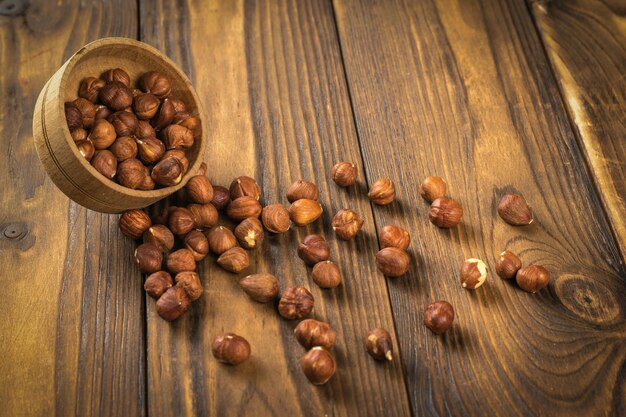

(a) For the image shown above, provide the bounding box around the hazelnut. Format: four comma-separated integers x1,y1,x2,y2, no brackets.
100,68,131,87
288,199,323,226
110,136,138,161
295,319,336,350
419,176,446,203
138,172,156,191
75,140,95,162
186,175,214,204
226,196,263,221
516,265,550,293
460,258,488,289
71,128,88,143
150,98,176,131
117,158,146,189
152,157,183,186
143,224,174,252
375,247,410,277
139,71,172,98
135,120,156,139
497,193,533,226
172,111,200,132
424,301,454,335
286,180,319,202
207,226,237,255
72,98,96,129
332,162,358,187
379,225,410,250
183,230,209,261
332,208,364,240
211,185,231,211
299,347,336,385
168,207,195,235
278,287,314,320
166,248,196,274
119,209,152,240
108,111,138,137
161,124,194,149
91,150,117,179
234,217,264,249
429,197,463,228
217,247,250,273
133,93,160,120
94,105,111,121
169,98,186,113
78,77,105,102
368,178,396,205
162,149,189,174
99,81,133,111
156,286,190,321
65,102,83,131
136,137,166,164
88,119,116,150
495,250,522,279
134,243,163,274
261,204,291,233
239,273,280,303
144,271,173,299
212,333,250,365
364,328,393,361
229,176,261,200
297,235,330,266
311,261,342,289
187,203,218,230
175,271,203,301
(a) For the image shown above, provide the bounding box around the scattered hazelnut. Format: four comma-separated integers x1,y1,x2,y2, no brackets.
101,68,131,87
139,71,172,99
217,247,250,273
175,271,203,301
161,124,194,149
331,162,358,187
229,176,261,200
297,234,330,266
364,328,393,361
207,226,237,255
497,193,533,226
286,180,319,202
143,224,175,252
332,208,364,240
117,158,146,189
278,287,314,320
78,77,105,102
71,128,88,143
460,258,488,289
187,203,218,229
134,243,163,274
424,301,454,335
311,261,342,289
211,185,231,211
261,204,291,233
375,247,410,277
234,217,264,249
162,149,189,174
65,102,83,131
379,225,410,250
144,271,173,299
156,286,190,321
110,136,138,161
119,209,152,240
72,98,96,129
495,251,522,279
294,319,336,350
152,157,183,186
239,273,280,303
226,196,263,221
151,98,176,131
168,207,195,235
212,333,251,365
166,248,196,275
299,347,336,385
516,265,550,293
429,197,463,228
133,93,160,120
186,175,214,204
183,230,209,261
91,150,117,179
289,199,323,226
88,119,116,149
99,81,133,111
76,140,95,162
135,120,156,139
419,176,446,203
368,178,396,205
136,137,166,164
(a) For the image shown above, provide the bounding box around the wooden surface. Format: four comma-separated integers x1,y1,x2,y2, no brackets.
1,0,625,416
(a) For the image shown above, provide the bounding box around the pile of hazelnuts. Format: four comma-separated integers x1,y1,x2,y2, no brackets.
65,67,198,189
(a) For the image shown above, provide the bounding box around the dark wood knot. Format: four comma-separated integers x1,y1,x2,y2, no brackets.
0,0,29,16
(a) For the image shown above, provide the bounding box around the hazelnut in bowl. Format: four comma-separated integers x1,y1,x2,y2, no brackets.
32,37,207,213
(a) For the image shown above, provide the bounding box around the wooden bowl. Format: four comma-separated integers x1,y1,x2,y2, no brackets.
33,37,207,213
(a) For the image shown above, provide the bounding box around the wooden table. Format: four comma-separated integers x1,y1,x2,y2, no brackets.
1,1,625,416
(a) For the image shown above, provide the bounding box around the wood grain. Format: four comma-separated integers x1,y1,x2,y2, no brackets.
333,0,626,416
0,2,144,417
529,0,626,258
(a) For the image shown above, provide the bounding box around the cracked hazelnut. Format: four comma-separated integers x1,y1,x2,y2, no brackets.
364,328,393,361
135,120,156,139
65,102,83,131
187,203,218,229
375,247,410,277
297,234,330,266
460,258,487,289
207,226,237,255
91,150,117,179
495,250,522,280
424,301,454,335
186,175,214,204
133,93,160,120
161,124,194,149
332,162,357,187
143,224,174,252
117,158,146,189
119,209,152,240
71,128,88,143
516,265,550,293
300,347,336,385
88,119,116,150
229,176,261,200
144,271,173,299
136,137,165,164
168,207,195,235
110,136,138,161
99,81,133,111
235,217,264,249
139,71,171,98
156,286,190,321
217,247,250,273
289,199,323,226
72,98,96,129
379,225,410,250
227,196,263,221
332,208,364,240
312,261,342,289
78,77,105,102
497,193,533,226
286,180,319,202
152,157,183,186
175,271,203,301
295,319,336,350
211,186,231,211
101,68,130,86
368,178,396,205
419,176,446,203
261,204,291,233
76,140,95,162
429,197,463,228
239,273,280,303
166,248,196,275
212,333,250,365
183,230,209,261
134,243,163,274
278,287,314,320
150,98,176,131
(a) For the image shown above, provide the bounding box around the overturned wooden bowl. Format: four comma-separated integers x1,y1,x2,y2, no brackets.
33,37,207,213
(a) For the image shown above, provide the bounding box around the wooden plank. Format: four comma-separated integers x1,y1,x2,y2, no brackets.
529,0,626,258
333,0,626,416
140,1,411,416
0,3,143,417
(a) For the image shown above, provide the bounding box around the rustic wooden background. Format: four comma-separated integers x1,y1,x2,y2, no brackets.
1,0,625,416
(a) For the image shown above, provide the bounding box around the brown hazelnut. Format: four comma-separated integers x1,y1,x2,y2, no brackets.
497,193,533,226
424,301,454,335
144,271,173,299
168,207,195,235
110,136,138,161
150,98,176,131
162,149,189,174
375,247,410,277
186,175,214,204
295,319,336,350
161,124,194,149
143,224,175,252
278,287,314,320
108,111,138,137
94,105,111,121
419,176,446,203
138,172,156,191
117,158,146,189
286,180,319,203
217,247,250,273
133,93,160,120
72,98,97,129
207,226,237,255
495,250,522,280
195,162,207,176
135,120,156,139
175,271,203,301
379,225,410,250
75,140,95,162
299,347,336,385
261,204,291,233
119,209,152,240
183,230,209,261
332,208,364,240
91,150,117,179
139,71,172,98
211,185,231,211
516,265,550,293
78,77,105,102
166,248,196,275
65,102,83,131
136,137,166,164
311,261,342,289
134,243,163,274
71,128,88,143
364,328,393,361
156,286,190,321
172,111,200,132
234,217,264,249
239,273,280,303
297,235,330,266
212,333,250,365
88,119,116,150
460,258,487,289
169,98,186,113
152,157,183,186
429,197,463,228
100,68,131,87
368,178,396,205
332,162,358,187
288,199,323,226
99,81,133,111
229,176,261,200
227,196,263,221
187,203,218,230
